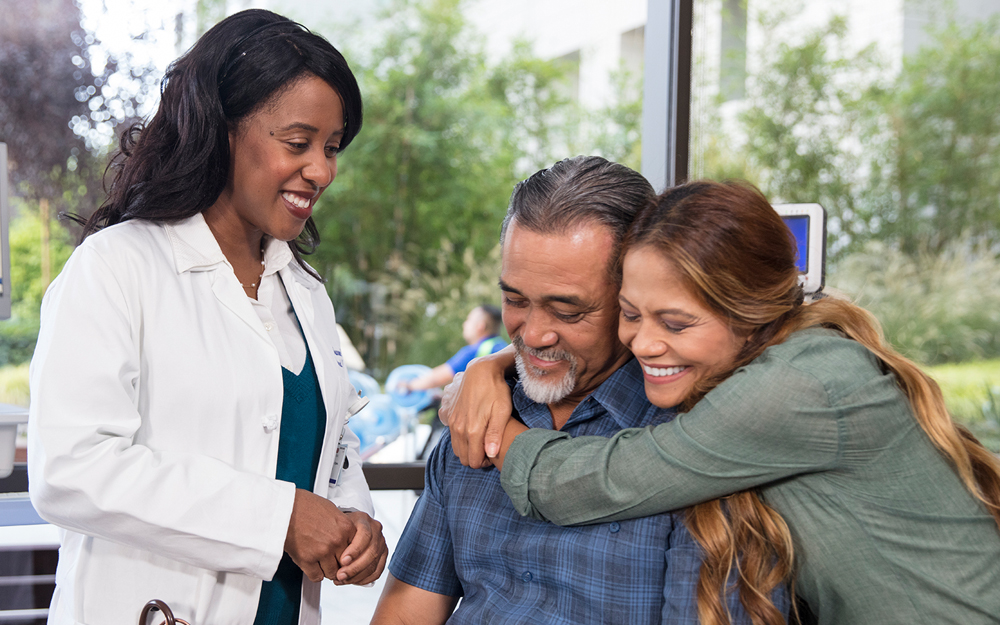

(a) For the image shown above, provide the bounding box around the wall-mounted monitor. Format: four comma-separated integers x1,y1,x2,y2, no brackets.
773,202,826,294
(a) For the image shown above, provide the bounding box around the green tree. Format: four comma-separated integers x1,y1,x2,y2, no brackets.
316,0,569,276
310,0,571,375
709,7,1000,261
0,0,103,290
586,65,643,173
378,243,507,370
865,17,1000,255
831,240,1000,364
721,7,1000,364
0,203,76,365
735,14,884,260
8,205,76,317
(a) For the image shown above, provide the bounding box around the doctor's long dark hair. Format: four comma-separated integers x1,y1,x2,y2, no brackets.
77,9,362,273
627,180,1000,625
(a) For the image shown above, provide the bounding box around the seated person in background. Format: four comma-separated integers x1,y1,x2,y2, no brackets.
370,156,787,625
400,305,506,393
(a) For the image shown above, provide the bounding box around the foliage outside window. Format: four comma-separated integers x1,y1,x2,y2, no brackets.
688,0,1000,445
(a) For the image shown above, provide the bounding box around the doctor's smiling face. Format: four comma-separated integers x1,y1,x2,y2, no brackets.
209,74,345,243
618,245,745,410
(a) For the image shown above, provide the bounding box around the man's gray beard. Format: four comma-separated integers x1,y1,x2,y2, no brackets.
513,337,580,405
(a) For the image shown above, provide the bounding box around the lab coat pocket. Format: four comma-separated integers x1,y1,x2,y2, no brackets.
76,539,204,625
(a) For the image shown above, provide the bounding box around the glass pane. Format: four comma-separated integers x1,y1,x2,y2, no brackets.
690,0,1000,447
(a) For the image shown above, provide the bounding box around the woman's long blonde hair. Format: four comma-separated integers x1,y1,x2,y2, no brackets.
624,180,1000,625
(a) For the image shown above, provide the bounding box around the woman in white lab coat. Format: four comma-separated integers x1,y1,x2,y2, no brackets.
27,10,385,625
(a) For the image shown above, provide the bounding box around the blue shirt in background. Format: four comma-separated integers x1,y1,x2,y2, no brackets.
389,358,779,624
445,335,506,375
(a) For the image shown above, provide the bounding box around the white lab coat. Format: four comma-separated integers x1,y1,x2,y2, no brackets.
28,213,374,625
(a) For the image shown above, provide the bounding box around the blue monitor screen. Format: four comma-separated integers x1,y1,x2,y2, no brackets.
782,215,809,273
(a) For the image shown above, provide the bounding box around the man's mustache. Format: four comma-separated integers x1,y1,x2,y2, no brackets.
512,336,574,366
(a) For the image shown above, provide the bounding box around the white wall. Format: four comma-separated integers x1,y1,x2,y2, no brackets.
464,0,646,108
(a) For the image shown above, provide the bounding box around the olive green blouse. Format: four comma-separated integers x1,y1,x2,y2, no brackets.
500,329,1000,624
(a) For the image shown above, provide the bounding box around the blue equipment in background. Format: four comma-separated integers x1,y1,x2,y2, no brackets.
385,364,435,411
349,394,402,453
347,364,440,458
347,370,381,399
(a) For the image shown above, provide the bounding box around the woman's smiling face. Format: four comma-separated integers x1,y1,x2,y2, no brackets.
212,74,345,243
618,245,746,409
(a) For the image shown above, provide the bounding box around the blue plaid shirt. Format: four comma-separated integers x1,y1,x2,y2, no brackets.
390,359,784,624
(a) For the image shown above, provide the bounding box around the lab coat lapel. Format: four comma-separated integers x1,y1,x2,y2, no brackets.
165,213,271,343
282,265,317,329
209,271,272,343
281,263,346,492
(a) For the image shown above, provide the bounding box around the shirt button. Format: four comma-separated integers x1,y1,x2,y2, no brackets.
609,522,621,533
262,415,278,432
264,322,275,331
521,571,532,583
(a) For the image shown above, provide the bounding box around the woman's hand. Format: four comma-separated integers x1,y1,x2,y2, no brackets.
489,416,530,471
334,511,388,586
440,346,516,469
284,489,357,582
284,491,388,585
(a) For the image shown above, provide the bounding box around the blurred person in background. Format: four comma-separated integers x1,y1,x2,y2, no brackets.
399,305,506,394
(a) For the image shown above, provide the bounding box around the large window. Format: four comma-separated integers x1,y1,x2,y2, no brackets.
688,0,1000,447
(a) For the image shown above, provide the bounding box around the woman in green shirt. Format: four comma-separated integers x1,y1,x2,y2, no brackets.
446,180,1000,625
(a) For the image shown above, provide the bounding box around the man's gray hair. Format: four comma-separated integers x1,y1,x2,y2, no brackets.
499,156,654,281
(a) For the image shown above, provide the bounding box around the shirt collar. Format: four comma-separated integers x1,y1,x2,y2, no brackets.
164,212,296,277
262,236,295,277
512,358,673,431
589,358,673,429
165,213,227,273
